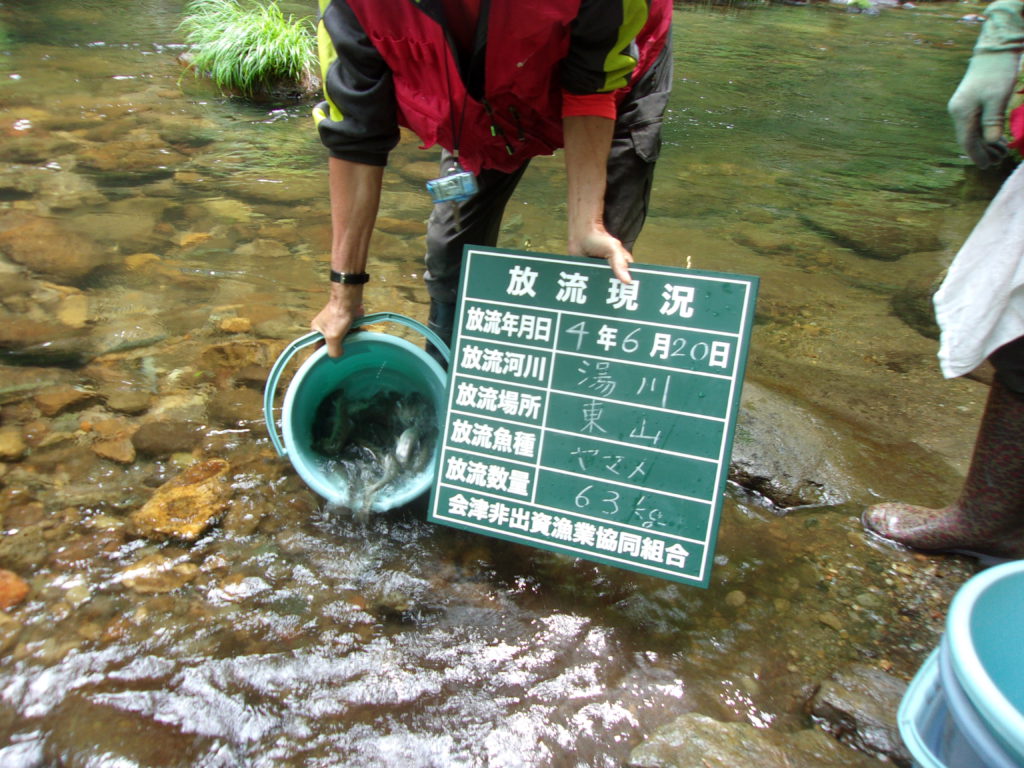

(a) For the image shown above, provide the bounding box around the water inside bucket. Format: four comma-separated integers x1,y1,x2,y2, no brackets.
310,386,437,512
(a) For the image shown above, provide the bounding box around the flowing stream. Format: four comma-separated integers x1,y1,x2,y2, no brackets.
0,1,1005,765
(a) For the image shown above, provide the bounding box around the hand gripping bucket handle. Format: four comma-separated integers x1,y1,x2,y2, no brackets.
263,311,450,457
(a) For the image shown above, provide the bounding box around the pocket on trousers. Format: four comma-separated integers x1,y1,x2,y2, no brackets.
629,116,663,164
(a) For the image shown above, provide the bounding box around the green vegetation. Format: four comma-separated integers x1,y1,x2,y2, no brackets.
178,0,317,99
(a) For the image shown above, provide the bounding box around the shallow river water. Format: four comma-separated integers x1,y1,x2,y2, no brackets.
0,1,1008,766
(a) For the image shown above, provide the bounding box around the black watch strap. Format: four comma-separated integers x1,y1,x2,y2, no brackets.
329,269,370,285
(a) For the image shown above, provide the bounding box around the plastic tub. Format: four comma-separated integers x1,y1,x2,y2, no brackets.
897,560,1024,768
898,647,992,768
945,560,1024,764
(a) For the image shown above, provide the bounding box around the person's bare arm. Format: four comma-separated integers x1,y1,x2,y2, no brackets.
310,156,384,357
563,114,633,284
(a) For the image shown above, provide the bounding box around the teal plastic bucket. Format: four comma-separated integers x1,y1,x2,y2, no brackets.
946,560,1024,764
898,560,1024,768
263,312,449,512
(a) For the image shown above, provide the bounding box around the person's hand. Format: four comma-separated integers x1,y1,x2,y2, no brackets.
311,284,364,357
948,51,1020,167
572,226,635,284
947,0,1024,168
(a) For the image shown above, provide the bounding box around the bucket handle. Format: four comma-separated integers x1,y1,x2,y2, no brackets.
263,312,451,457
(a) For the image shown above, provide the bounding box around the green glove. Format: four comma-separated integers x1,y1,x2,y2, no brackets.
947,0,1024,168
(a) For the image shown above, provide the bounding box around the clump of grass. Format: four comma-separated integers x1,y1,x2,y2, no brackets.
179,0,316,98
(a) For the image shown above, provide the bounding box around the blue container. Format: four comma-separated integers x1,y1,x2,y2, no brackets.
263,313,449,512
898,560,1024,768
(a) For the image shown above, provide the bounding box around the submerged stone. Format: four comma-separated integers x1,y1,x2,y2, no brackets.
628,712,878,768
129,458,232,541
730,381,851,508
33,386,97,417
118,554,200,594
92,436,136,465
0,569,29,609
799,210,942,262
207,388,263,427
809,663,911,764
0,214,110,283
131,420,204,458
0,427,25,462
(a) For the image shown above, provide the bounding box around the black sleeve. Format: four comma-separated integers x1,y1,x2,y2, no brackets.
315,0,400,165
561,0,649,95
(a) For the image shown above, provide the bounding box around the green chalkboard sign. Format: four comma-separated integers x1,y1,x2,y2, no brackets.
427,246,758,588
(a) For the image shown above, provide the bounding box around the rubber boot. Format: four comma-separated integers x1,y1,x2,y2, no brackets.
863,378,1024,563
426,299,455,369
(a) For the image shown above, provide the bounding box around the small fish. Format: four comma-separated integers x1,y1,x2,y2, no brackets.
312,387,438,520
395,427,419,467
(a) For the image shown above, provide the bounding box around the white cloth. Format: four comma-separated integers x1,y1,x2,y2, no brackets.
934,161,1024,378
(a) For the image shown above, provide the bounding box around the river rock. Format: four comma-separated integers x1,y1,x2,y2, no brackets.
891,270,943,341
799,210,942,262
0,613,22,655
0,214,110,283
234,364,271,389
56,292,90,328
221,496,267,537
75,134,182,183
627,713,879,768
0,167,105,210
207,388,263,427
375,216,426,237
102,387,152,415
49,528,126,568
227,174,312,205
0,427,25,462
398,160,442,183
809,663,911,765
131,420,203,458
0,133,78,165
117,553,200,594
0,569,29,609
33,385,96,417
0,523,48,571
234,238,290,259
0,311,91,367
67,209,161,252
200,340,277,373
0,168,36,204
1,497,44,526
0,365,75,404
129,458,232,541
35,170,107,210
730,380,851,508
92,436,136,465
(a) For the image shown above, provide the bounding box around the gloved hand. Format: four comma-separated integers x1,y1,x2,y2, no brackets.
947,0,1024,168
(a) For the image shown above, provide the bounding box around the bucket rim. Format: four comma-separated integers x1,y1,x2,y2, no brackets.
946,560,1024,760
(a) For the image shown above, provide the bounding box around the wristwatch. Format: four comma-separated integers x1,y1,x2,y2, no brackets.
329,269,370,285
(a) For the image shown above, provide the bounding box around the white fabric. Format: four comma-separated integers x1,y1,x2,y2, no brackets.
934,161,1024,378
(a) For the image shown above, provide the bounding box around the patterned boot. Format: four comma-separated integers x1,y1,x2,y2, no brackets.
863,379,1024,563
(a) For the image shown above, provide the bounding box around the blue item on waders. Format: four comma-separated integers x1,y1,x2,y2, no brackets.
263,312,450,512
897,560,1024,768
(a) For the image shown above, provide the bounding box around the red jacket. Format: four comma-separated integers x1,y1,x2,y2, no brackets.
316,0,671,174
